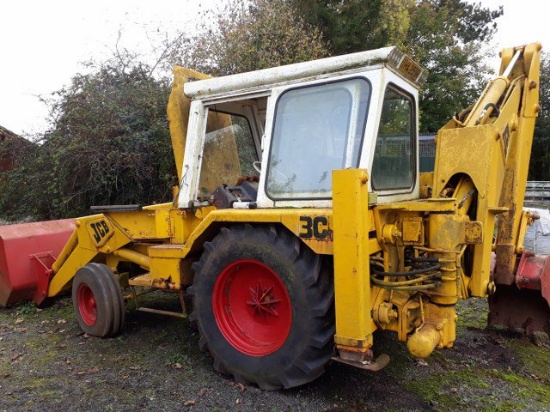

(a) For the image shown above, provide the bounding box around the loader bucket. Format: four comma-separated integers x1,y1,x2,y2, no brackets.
0,219,76,306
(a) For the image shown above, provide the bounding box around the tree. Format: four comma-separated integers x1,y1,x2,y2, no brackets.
0,135,42,221
170,0,328,75
47,60,175,218
170,0,501,132
404,0,503,132
0,57,175,220
529,53,550,180
290,0,502,132
292,0,413,54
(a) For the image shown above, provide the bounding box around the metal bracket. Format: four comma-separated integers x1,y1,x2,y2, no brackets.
331,353,390,371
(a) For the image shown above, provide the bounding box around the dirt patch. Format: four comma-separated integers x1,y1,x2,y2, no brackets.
0,294,548,412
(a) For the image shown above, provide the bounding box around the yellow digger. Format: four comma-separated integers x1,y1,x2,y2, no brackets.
0,43,547,390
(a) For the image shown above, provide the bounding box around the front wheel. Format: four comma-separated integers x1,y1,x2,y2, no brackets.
72,263,125,337
190,224,334,389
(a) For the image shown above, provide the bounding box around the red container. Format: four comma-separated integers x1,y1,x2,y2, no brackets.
516,251,550,306
0,219,76,306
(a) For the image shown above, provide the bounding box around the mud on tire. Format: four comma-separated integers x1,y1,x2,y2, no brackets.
189,224,334,390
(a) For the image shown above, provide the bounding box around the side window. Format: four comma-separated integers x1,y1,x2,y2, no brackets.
371,86,415,191
198,111,258,196
266,78,370,199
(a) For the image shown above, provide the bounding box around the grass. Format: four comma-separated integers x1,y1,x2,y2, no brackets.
1,291,549,412
400,299,550,412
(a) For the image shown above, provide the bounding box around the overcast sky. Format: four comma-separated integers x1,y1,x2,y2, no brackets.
0,0,547,137
0,0,218,136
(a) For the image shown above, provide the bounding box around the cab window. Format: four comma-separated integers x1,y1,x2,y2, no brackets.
371,86,415,191
198,110,258,197
266,78,370,199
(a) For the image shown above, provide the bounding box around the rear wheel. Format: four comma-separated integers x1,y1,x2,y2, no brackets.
72,263,125,337
190,224,334,389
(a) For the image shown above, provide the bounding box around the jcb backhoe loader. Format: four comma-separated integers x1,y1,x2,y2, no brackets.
0,43,547,390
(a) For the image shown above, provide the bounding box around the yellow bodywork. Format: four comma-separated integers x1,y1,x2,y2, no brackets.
45,43,541,368
48,205,341,295
167,67,242,193
332,169,376,356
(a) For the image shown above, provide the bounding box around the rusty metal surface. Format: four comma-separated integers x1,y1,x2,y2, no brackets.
489,212,550,337
331,354,390,372
515,252,548,291
488,284,550,336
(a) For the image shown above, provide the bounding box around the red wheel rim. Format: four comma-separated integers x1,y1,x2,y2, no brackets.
213,259,292,356
77,284,97,326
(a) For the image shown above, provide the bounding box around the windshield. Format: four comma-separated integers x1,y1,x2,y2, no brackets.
266,78,370,199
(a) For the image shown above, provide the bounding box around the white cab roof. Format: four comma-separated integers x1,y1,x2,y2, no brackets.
183,46,424,100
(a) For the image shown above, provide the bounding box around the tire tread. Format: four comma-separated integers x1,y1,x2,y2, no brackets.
191,224,335,390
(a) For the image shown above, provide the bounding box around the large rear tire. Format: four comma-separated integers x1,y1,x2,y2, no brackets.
72,263,125,337
189,224,334,389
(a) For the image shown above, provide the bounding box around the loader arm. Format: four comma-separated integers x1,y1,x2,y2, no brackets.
47,212,133,298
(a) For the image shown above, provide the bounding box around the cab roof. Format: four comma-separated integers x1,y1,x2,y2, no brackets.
183,46,426,100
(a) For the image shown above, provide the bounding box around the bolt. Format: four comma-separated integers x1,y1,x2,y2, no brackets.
486,281,496,295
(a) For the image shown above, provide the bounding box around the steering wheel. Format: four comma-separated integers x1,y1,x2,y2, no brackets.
253,161,262,174
252,160,290,182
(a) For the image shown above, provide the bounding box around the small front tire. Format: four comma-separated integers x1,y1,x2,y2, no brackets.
72,263,125,337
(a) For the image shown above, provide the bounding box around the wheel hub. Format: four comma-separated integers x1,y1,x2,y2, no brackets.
77,284,97,326
247,283,282,316
213,259,292,356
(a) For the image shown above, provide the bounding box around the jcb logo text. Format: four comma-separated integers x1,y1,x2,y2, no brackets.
299,216,332,240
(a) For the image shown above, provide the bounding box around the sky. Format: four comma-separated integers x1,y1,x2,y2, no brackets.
0,0,219,136
0,0,547,137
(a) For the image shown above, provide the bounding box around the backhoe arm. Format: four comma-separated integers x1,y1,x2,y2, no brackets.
433,43,541,296
490,44,541,284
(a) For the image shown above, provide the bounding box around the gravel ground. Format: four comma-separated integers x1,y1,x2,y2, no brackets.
0,294,548,412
